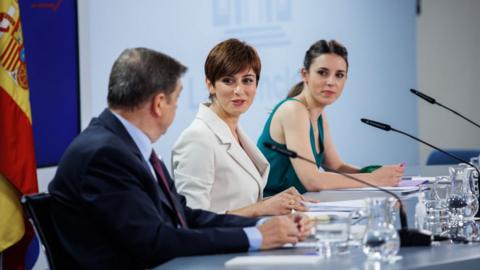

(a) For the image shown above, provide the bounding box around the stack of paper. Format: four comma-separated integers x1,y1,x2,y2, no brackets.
225,255,321,267
398,176,435,187
283,224,367,248
339,184,420,195
400,176,436,183
302,199,367,219
302,199,365,212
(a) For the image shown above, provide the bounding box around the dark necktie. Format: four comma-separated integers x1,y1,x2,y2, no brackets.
149,150,188,228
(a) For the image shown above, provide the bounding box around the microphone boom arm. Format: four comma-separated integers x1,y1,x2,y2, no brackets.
323,164,408,229
436,102,480,129
263,142,432,247
410,88,480,129
362,118,480,198
263,142,407,228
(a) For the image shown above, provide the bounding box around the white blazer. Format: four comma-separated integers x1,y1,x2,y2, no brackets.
171,103,270,213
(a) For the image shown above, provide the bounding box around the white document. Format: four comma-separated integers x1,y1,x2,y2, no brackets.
305,211,352,219
283,224,367,249
302,199,366,212
400,176,436,182
283,241,317,248
225,255,321,267
339,186,420,194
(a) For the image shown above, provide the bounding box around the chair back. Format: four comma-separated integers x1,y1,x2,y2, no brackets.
21,193,69,270
426,149,480,165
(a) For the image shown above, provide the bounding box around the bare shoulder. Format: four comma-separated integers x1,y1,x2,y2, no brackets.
275,99,309,122
269,99,311,144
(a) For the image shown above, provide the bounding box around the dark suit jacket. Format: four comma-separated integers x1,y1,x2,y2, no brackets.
48,109,258,269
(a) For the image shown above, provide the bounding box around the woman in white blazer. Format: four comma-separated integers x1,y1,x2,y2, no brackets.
172,39,308,217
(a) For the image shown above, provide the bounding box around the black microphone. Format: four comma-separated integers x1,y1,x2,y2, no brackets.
263,142,297,158
360,118,480,197
410,88,436,104
263,142,431,247
360,118,391,131
410,88,480,129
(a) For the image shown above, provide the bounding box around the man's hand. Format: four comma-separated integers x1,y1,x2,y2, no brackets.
258,216,300,249
289,213,313,241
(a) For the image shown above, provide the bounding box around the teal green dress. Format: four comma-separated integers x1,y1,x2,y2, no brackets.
257,98,324,196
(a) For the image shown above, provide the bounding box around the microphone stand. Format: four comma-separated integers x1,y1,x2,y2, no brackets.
263,142,431,247
410,89,480,129
361,118,480,216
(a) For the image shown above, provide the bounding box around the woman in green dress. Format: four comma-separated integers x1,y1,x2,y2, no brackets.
257,40,404,196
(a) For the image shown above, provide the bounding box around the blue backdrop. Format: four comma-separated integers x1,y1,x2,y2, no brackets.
19,0,80,167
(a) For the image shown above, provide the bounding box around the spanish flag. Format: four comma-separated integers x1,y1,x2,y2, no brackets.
1,1,39,269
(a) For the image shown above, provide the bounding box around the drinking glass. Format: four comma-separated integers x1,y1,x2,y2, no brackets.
362,197,400,261
424,200,450,237
446,165,479,226
462,167,479,217
414,183,450,236
464,166,480,197
457,219,480,242
315,215,350,258
433,176,451,208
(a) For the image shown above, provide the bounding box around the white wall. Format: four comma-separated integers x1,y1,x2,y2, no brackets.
417,0,480,164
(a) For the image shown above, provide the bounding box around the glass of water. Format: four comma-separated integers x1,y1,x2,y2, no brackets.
446,165,479,225
433,176,451,208
362,197,400,261
314,215,350,258
424,200,451,237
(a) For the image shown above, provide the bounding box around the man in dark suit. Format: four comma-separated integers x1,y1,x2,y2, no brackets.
49,48,311,269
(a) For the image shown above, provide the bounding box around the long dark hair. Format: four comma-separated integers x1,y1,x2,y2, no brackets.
287,40,348,98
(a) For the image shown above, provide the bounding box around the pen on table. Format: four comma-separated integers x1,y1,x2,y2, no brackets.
400,177,430,184
401,183,430,195
416,180,430,186
401,189,422,195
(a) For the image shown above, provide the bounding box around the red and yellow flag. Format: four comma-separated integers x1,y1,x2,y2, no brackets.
0,0,39,269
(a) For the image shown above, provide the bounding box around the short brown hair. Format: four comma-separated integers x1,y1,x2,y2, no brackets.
108,48,187,110
204,38,261,90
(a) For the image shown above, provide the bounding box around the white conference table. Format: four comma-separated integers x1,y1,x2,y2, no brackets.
154,165,480,270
